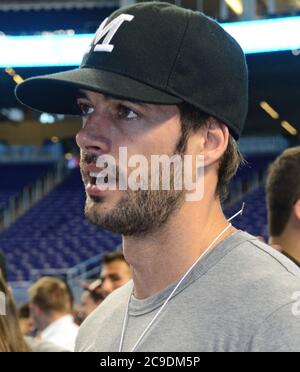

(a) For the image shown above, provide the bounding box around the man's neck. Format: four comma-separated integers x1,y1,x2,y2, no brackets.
123,200,236,299
271,225,300,264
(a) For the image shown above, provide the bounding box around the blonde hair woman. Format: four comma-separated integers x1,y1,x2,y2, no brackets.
0,273,31,352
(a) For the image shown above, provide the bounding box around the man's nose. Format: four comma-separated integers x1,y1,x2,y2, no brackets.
76,118,110,155
101,279,113,294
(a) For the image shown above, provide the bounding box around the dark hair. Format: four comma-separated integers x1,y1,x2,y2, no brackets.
88,289,105,303
102,250,128,266
178,102,244,199
18,303,31,319
266,147,300,236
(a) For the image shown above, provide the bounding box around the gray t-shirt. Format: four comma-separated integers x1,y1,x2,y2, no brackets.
76,231,300,352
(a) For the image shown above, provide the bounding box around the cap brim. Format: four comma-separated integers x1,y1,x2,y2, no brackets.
15,68,183,115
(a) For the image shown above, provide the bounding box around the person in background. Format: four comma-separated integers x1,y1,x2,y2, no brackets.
28,276,79,351
267,147,300,267
0,272,31,352
18,303,35,336
81,279,106,319
100,251,132,295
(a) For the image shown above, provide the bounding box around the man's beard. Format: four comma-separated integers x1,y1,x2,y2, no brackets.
82,147,186,237
85,187,184,236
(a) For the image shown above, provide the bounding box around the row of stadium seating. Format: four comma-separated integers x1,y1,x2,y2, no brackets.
0,163,53,209
0,168,120,281
225,187,268,240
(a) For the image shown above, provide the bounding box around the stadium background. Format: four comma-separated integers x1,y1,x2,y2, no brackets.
0,0,299,303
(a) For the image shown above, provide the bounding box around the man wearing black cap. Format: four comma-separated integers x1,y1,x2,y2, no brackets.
16,2,300,352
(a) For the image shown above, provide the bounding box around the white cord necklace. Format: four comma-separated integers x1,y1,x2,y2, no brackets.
118,204,245,352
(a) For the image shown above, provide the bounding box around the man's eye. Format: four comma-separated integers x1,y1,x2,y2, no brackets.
110,274,121,282
78,103,94,116
118,105,138,120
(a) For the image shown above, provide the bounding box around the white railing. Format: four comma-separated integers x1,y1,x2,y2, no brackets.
0,144,63,163
0,160,66,232
224,167,267,208
9,281,32,304
10,253,104,304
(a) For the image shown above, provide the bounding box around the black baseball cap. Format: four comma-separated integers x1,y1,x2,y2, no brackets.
15,1,248,139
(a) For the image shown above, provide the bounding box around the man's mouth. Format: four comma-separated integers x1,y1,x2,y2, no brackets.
82,164,110,195
88,172,109,186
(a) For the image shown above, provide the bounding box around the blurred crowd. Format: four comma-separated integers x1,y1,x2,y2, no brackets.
0,250,132,352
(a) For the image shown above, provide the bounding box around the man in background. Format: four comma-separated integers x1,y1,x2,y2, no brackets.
18,303,35,336
100,251,132,296
267,147,300,267
28,276,79,351
81,279,105,319
79,251,131,320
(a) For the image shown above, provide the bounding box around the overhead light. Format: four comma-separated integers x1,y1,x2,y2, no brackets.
260,101,280,120
0,34,90,68
4,67,24,84
51,136,59,144
224,16,300,54
225,0,243,16
5,67,14,75
281,121,298,136
13,75,24,84
0,108,24,122
39,113,55,124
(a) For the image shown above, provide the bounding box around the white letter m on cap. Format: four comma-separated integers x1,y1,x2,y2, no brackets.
91,14,134,53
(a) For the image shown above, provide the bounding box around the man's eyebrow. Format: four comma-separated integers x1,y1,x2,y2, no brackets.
76,90,150,109
76,91,89,100
122,99,150,110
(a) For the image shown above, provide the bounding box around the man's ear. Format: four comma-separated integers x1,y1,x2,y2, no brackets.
294,199,300,222
200,118,229,167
